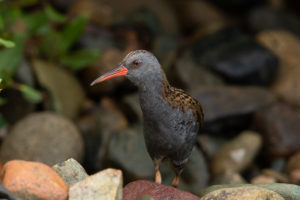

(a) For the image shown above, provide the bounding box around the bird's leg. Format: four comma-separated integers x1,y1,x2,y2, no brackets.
172,175,180,188
170,161,184,188
154,158,162,184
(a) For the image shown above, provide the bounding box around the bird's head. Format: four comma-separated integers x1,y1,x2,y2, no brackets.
90,50,162,86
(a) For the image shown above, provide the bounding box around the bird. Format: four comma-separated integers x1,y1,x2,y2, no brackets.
91,50,204,187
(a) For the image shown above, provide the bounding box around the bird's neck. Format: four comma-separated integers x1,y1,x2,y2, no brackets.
138,70,170,97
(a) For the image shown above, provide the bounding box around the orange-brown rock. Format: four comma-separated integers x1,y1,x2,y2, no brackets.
1,160,68,200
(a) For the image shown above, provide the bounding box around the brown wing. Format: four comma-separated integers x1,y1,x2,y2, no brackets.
162,84,204,127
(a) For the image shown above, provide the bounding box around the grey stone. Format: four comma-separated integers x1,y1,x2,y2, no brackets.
106,123,154,181
0,112,84,165
69,168,122,200
201,186,284,200
202,183,300,200
211,131,262,175
53,158,88,187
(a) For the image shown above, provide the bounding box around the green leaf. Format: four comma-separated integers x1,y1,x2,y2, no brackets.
0,38,15,48
19,84,42,104
61,15,89,52
0,34,26,78
45,4,66,23
23,11,48,34
61,49,100,70
40,30,65,59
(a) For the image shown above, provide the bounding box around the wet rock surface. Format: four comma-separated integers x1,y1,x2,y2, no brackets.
1,160,68,200
69,168,122,200
255,103,300,157
211,131,262,175
123,180,200,200
191,28,278,85
0,112,84,165
106,123,154,181
77,98,128,173
190,85,276,134
257,31,300,107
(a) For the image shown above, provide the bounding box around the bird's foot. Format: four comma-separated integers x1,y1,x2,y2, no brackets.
172,176,179,187
155,169,162,184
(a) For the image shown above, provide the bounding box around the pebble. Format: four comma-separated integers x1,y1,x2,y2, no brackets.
211,131,262,175
201,186,284,200
123,180,200,200
1,160,68,200
0,112,84,165
53,158,88,187
257,31,300,107
255,103,300,157
191,28,278,85
69,168,122,200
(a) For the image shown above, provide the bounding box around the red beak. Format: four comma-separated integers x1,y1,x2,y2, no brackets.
90,65,128,86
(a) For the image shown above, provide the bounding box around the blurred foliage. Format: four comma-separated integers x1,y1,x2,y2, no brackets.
0,1,100,105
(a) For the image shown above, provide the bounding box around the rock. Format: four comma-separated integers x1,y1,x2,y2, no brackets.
289,170,300,185
69,168,122,200
32,60,85,119
248,7,300,36
191,28,278,85
287,152,300,184
83,48,126,95
261,169,289,183
53,158,88,187
77,98,128,173
0,183,21,200
106,123,154,181
197,134,228,159
200,186,284,200
211,131,262,175
0,112,84,165
212,171,246,185
255,103,300,157
173,51,224,90
251,175,276,184
287,152,300,172
0,89,35,124
257,31,300,107
123,180,200,200
1,160,68,200
121,93,143,122
190,85,276,134
202,183,300,200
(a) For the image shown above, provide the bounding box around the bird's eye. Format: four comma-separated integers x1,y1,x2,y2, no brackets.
133,60,141,67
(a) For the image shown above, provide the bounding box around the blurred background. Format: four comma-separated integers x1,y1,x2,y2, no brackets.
0,0,300,195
